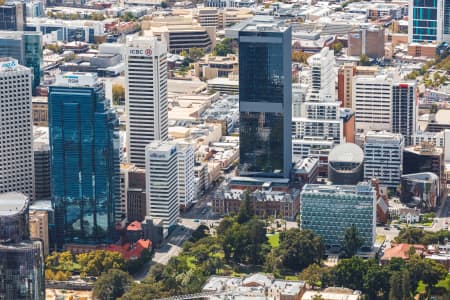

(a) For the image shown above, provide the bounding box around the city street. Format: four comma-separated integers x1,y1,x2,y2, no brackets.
133,192,219,281
430,189,450,232
376,226,400,250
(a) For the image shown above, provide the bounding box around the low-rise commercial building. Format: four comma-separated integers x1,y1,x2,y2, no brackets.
194,54,238,80
26,17,105,43
301,182,376,252
203,273,306,300
400,172,440,210
403,143,446,205
142,15,216,53
292,158,319,189
213,187,300,220
302,288,361,300
207,77,239,94
347,26,385,59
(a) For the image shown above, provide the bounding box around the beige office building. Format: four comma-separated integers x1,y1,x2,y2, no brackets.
29,210,49,255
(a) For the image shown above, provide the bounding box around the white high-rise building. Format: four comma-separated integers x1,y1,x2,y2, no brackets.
363,131,404,189
353,75,393,134
177,143,196,209
292,48,343,175
126,35,168,168
306,47,335,100
0,58,34,200
145,141,179,236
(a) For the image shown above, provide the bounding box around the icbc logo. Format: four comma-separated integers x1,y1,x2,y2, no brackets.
129,48,153,57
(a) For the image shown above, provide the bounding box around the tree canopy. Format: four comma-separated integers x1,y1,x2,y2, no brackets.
213,38,234,56
94,269,133,300
341,224,364,258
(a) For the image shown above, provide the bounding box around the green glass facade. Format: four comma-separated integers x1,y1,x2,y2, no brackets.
23,33,43,91
0,32,43,90
301,183,376,251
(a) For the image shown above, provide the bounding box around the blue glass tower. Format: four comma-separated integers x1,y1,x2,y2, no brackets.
0,31,43,90
48,73,120,248
444,0,450,41
238,18,292,178
409,0,442,42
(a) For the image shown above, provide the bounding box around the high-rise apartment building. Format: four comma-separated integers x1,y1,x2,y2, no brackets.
177,143,196,209
0,192,45,300
408,0,446,43
363,131,404,188
0,31,43,90
292,47,343,175
238,18,292,178
126,35,168,168
353,75,393,134
301,183,376,251
392,82,418,146
337,63,356,108
0,58,34,201
0,2,26,31
353,76,418,142
307,46,335,100
49,72,120,248
145,141,179,237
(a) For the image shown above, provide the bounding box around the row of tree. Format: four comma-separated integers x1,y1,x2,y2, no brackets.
93,198,450,300
45,249,151,278
299,254,448,300
394,227,450,245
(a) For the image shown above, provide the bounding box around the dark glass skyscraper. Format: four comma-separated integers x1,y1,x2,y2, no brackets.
238,18,292,178
49,73,120,248
0,3,26,31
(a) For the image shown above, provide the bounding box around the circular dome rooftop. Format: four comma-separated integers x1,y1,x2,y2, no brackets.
329,143,364,164
0,192,29,217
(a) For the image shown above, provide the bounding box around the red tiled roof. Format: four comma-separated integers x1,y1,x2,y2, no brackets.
381,243,425,261
105,239,152,261
127,221,142,231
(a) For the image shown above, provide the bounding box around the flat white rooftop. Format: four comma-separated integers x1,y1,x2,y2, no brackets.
0,192,29,216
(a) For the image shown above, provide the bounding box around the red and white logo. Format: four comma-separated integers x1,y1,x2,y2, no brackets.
145,49,153,56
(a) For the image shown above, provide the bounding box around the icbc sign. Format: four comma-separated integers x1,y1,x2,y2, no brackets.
128,48,153,57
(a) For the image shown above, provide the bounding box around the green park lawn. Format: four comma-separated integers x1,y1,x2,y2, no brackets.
267,233,280,248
